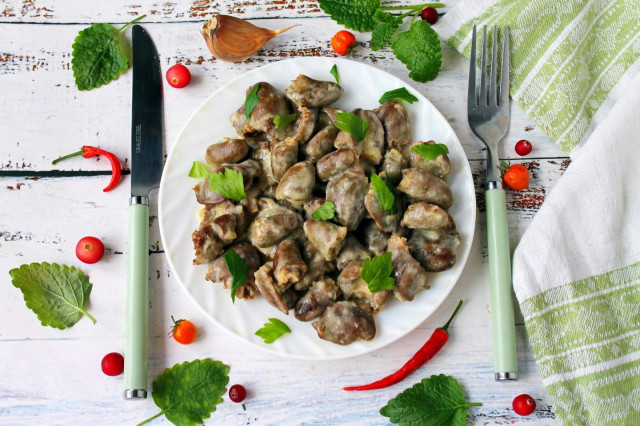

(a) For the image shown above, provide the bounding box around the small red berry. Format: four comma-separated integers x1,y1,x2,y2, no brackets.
331,30,357,56
166,64,191,88
420,7,439,25
229,384,247,403
101,352,124,376
76,236,105,264
515,139,532,156
512,394,536,416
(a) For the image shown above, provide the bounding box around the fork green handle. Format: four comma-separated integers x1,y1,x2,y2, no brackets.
486,187,518,380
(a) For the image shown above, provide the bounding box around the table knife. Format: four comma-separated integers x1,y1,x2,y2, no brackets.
124,24,163,400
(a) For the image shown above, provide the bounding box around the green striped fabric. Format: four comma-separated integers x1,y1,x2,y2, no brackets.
443,0,640,153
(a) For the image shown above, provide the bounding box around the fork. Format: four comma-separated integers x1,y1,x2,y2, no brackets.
468,25,518,381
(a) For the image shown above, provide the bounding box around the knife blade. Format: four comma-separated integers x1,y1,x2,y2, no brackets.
124,24,163,400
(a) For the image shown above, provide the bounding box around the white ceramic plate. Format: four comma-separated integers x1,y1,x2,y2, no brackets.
158,57,476,360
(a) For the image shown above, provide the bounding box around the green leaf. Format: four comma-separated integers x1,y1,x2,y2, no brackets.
330,64,340,84
71,23,129,91
318,0,380,32
335,112,369,142
208,168,246,201
360,252,394,292
370,10,401,51
244,84,260,119
311,201,336,220
225,248,249,303
380,374,482,426
255,318,291,344
379,87,419,104
392,20,442,83
188,161,210,179
9,262,96,329
411,143,449,162
141,359,230,426
273,113,297,129
370,173,396,213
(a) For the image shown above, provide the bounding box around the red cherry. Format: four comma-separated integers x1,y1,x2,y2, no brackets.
101,352,124,376
76,236,105,264
166,64,191,88
420,7,439,25
229,384,247,403
515,139,532,156
512,394,536,416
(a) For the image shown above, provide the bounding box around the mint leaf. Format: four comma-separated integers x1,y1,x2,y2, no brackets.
379,87,419,104
311,201,336,220
371,10,401,51
140,359,230,426
318,0,380,32
330,64,340,84
380,374,482,426
335,112,369,142
9,262,96,329
209,168,246,201
255,318,291,344
245,84,260,119
360,252,394,292
273,113,297,129
188,161,210,178
411,143,449,162
370,173,396,213
392,20,442,83
225,248,249,303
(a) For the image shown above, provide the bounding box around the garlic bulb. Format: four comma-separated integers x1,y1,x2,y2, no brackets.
201,15,296,62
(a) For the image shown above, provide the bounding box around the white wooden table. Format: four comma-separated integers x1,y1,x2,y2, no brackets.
0,1,566,424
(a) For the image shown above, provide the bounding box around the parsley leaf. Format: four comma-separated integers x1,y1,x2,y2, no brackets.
188,161,211,178
273,113,297,129
225,248,249,303
360,252,394,292
379,87,419,104
370,173,396,213
255,318,291,344
244,84,260,119
209,168,246,201
392,20,442,83
335,112,369,142
330,64,340,84
140,359,230,426
380,374,482,426
411,143,449,162
311,201,336,220
318,0,380,32
370,10,401,51
9,262,96,329
71,16,144,91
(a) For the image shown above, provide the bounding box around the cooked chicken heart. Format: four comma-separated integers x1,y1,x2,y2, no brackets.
335,234,370,270
397,168,454,209
206,242,261,300
409,228,461,272
374,100,411,148
205,138,249,165
338,259,389,312
273,239,307,287
270,137,298,181
303,219,348,261
401,202,454,230
316,148,357,181
294,278,340,322
285,74,343,108
253,262,293,314
409,140,452,180
326,165,368,230
305,126,339,162
312,301,376,345
387,235,429,302
275,161,316,206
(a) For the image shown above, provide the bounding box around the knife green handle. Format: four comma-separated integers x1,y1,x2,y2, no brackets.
124,200,150,398
485,187,518,380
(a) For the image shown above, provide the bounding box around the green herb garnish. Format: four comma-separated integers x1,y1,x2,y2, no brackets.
411,143,449,162
10,262,96,329
317,0,380,32
139,359,230,426
392,20,442,83
225,248,249,303
335,112,369,142
244,84,260,119
379,87,419,104
189,162,246,201
380,374,482,425
330,64,340,84
360,252,394,293
71,15,145,91
255,318,291,344
188,161,211,178
311,201,336,220
273,113,297,129
370,173,397,213
370,10,401,51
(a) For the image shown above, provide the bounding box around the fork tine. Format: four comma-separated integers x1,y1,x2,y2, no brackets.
468,25,477,108
490,26,498,106
500,26,510,107
479,26,488,106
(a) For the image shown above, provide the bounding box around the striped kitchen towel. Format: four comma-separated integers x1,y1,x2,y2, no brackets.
436,0,640,424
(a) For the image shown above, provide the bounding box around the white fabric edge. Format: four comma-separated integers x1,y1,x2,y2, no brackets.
435,0,498,42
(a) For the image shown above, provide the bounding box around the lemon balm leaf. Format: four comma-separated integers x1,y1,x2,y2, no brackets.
335,112,369,142
379,87,419,104
273,113,297,129
244,84,260,119
255,318,291,344
392,20,442,83
371,10,401,51
225,249,249,303
318,0,380,32
330,64,340,84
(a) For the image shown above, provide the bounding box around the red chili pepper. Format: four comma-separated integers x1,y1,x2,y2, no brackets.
343,300,464,391
52,146,122,192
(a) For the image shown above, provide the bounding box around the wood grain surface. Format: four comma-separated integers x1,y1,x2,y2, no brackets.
1,1,564,424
